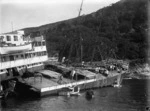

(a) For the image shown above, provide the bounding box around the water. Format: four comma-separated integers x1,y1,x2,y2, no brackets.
0,79,150,111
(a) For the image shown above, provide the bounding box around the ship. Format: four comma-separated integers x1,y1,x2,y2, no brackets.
0,30,48,98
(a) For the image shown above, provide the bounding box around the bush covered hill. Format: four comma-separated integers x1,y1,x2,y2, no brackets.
23,0,149,62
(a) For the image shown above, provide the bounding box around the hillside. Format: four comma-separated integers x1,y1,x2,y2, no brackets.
23,0,149,62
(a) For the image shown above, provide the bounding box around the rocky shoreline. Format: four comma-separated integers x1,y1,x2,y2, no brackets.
128,63,150,79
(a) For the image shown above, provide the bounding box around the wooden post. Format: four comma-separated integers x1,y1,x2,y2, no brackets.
76,72,78,81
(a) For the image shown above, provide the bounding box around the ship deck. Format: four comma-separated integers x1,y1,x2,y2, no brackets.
22,77,74,90
18,69,126,97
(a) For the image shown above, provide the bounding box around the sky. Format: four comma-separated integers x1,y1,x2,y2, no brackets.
0,0,120,33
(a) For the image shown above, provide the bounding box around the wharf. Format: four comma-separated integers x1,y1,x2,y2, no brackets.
17,68,125,97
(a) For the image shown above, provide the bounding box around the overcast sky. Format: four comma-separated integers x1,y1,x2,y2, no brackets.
0,0,120,33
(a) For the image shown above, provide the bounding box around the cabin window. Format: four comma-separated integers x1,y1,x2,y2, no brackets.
9,55,14,61
36,52,39,56
31,53,34,57
44,51,47,55
21,54,24,58
30,53,33,57
0,36,4,38
1,56,6,62
0,36,4,42
28,54,31,58
35,52,38,56
25,54,28,58
25,54,30,58
14,36,18,41
35,42,38,46
22,35,26,41
38,42,42,46
42,41,45,46
15,55,18,59
6,36,11,41
37,52,40,56
41,52,43,56
39,52,41,56
41,51,45,56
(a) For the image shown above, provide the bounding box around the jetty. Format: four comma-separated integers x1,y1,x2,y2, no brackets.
16,62,126,97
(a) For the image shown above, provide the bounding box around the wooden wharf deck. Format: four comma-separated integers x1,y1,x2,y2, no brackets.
18,68,125,97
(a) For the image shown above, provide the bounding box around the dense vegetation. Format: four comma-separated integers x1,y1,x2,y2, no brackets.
23,0,149,62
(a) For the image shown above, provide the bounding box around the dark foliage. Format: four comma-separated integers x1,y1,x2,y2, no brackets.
23,0,149,61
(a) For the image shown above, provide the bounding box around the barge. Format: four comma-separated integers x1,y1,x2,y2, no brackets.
15,63,127,97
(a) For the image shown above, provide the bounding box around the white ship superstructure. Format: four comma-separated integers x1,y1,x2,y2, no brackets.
0,30,48,81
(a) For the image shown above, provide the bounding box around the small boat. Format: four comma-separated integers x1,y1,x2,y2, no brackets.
59,86,80,96
86,90,94,98
69,86,80,96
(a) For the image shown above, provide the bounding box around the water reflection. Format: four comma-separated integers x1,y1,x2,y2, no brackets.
123,79,149,110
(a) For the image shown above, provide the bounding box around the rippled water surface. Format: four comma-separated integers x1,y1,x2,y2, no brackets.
0,79,150,111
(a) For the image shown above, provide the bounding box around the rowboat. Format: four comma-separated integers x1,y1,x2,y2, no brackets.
59,86,80,96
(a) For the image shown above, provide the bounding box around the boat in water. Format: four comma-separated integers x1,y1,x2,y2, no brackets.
86,90,94,98
59,85,81,96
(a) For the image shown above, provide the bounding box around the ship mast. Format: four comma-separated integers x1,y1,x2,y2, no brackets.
78,0,84,63
62,0,84,63
78,0,84,17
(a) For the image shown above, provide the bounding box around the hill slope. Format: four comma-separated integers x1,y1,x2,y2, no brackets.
23,0,148,62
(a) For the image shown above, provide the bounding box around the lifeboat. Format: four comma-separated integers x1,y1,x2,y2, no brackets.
0,43,32,54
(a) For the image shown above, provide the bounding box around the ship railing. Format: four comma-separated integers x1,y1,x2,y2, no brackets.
0,42,31,47
1,56,48,69
26,63,43,69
